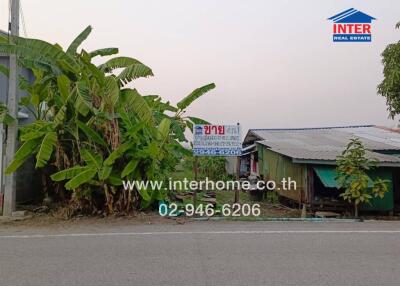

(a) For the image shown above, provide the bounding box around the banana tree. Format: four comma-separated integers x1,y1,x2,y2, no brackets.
0,26,215,214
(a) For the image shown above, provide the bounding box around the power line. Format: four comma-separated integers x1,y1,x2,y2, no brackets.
19,0,26,36
6,0,26,37
8,0,11,36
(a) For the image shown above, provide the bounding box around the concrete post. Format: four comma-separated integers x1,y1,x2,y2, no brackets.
3,0,20,216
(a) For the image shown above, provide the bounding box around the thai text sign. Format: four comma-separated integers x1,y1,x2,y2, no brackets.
193,125,241,156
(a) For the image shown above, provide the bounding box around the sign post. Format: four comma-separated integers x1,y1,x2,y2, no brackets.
193,156,199,209
193,124,242,205
235,123,241,203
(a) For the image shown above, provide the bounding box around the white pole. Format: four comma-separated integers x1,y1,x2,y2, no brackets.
3,0,19,216
0,124,3,188
0,123,4,213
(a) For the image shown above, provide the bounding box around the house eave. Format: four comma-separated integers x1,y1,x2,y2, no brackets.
292,158,400,167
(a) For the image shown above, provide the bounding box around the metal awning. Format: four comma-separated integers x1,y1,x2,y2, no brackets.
313,166,373,188
313,166,339,188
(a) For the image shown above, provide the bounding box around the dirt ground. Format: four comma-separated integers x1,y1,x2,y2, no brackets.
0,211,177,230
0,201,301,230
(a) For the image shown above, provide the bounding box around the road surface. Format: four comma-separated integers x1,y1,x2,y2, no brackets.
0,220,399,286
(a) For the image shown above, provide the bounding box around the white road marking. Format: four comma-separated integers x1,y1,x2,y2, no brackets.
0,230,400,239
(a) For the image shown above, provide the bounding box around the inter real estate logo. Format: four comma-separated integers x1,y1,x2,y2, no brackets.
327,8,376,42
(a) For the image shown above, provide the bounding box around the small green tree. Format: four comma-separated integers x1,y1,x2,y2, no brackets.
378,22,400,117
336,138,389,217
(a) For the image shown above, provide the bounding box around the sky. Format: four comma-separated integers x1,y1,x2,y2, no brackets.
1,0,400,135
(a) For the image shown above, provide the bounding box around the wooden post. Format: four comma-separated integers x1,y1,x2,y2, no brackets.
193,156,198,210
234,155,241,203
234,123,241,204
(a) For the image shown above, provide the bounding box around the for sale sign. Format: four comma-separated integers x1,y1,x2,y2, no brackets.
193,125,242,156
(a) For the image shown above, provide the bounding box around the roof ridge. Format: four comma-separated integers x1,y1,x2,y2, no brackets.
250,125,375,131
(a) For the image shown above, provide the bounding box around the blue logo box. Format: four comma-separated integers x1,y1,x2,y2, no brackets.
333,34,371,42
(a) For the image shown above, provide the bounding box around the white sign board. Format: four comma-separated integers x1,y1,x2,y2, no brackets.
193,125,242,156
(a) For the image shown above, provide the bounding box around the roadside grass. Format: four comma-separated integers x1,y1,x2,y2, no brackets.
168,189,301,218
167,162,301,218
169,167,194,183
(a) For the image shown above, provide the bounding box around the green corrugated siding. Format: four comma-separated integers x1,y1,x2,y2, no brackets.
362,168,394,211
258,145,306,202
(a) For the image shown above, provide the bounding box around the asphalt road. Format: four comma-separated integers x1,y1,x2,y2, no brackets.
0,221,399,286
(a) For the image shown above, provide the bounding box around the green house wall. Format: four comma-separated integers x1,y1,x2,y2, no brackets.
257,144,395,211
258,145,307,203
363,168,394,211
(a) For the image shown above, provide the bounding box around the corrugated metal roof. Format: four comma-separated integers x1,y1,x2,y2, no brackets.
250,125,400,166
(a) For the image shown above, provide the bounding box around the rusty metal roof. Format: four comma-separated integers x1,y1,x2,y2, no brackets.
249,125,400,166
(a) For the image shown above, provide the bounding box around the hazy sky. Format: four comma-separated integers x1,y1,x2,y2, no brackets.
1,0,400,134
